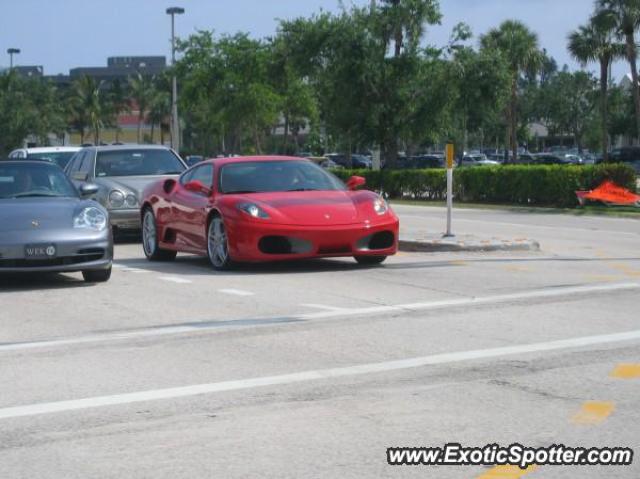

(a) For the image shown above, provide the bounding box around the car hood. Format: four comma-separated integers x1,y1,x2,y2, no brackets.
0,197,100,232
231,190,373,226
98,175,179,198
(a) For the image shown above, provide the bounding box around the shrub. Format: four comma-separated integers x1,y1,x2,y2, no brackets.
331,164,637,208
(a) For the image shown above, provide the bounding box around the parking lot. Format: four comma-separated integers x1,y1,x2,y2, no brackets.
1,204,639,478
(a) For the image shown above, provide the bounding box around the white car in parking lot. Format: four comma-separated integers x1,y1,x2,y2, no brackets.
8,146,81,170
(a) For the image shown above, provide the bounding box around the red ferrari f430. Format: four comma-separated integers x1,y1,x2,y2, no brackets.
140,156,399,270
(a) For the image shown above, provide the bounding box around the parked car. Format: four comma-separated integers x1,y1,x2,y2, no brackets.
411,154,444,169
140,156,399,270
460,154,500,167
608,147,640,174
326,153,372,169
319,158,343,170
534,154,573,165
184,155,204,167
65,145,187,234
8,146,81,170
0,161,112,282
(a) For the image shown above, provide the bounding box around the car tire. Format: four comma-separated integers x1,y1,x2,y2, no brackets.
82,267,112,283
354,255,387,265
207,215,234,270
142,208,177,261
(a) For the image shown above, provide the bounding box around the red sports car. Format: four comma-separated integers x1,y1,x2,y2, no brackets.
140,156,399,270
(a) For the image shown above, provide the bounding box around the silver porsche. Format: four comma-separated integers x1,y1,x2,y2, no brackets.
65,145,187,234
0,161,113,282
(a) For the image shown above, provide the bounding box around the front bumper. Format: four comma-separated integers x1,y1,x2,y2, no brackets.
227,217,399,262
109,209,141,230
0,230,113,274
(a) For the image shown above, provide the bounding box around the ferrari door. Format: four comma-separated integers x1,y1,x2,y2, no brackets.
172,164,214,252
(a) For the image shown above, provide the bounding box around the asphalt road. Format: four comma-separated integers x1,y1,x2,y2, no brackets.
1,204,639,478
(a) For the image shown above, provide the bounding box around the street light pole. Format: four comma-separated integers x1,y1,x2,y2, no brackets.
166,7,184,152
7,48,20,69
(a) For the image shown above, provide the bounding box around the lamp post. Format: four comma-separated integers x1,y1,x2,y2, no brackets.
166,7,184,152
7,48,20,69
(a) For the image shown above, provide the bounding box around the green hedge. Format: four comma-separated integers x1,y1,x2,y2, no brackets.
331,164,637,208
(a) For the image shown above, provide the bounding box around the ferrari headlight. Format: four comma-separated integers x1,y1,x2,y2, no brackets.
373,197,388,215
108,190,125,208
238,202,269,219
74,207,107,231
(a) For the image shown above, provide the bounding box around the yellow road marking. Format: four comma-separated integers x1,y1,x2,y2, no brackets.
585,275,620,282
450,260,468,266
609,263,640,277
610,364,640,379
571,401,614,425
477,465,538,478
503,265,531,273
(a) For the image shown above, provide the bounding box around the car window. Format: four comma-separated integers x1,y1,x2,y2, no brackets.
79,151,94,175
95,149,186,177
190,164,214,188
67,151,86,174
27,152,76,169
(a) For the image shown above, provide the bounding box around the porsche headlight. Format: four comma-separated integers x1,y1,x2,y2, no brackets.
108,190,125,208
238,202,269,219
74,207,107,231
373,197,389,215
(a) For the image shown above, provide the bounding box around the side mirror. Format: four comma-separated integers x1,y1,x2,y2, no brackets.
79,183,99,198
346,175,366,191
184,180,212,196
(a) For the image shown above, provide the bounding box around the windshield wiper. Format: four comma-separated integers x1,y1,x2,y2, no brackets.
286,188,320,192
224,190,259,194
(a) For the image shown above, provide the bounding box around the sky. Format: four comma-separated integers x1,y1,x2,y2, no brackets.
0,0,629,82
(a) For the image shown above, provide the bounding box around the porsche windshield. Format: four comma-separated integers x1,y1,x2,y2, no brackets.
0,163,78,199
95,149,186,177
219,160,345,194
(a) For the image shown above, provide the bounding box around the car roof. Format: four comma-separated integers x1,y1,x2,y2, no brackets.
14,146,81,153
201,155,310,167
82,144,176,152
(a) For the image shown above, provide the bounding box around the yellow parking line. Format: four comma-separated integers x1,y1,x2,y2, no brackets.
609,263,640,277
571,401,615,425
610,364,640,379
503,266,531,273
585,275,620,282
450,260,468,266
476,465,537,478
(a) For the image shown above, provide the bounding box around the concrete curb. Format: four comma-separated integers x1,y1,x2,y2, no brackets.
399,237,541,253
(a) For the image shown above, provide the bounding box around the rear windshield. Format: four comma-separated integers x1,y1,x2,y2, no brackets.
27,151,76,169
95,149,186,177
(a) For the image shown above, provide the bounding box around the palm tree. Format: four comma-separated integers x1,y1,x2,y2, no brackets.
128,73,154,143
69,75,106,145
598,0,640,143
568,14,625,161
480,20,541,163
107,79,131,143
379,0,441,57
148,90,171,144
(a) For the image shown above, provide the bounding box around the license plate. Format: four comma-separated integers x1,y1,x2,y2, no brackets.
24,244,57,259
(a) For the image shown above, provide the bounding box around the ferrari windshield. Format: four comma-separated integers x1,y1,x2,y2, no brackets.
219,160,345,194
27,151,76,169
95,149,186,177
0,163,78,199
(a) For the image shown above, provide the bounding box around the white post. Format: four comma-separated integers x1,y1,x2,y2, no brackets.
445,143,454,237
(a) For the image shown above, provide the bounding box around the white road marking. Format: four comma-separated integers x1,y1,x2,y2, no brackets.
218,289,254,296
1,329,640,420
0,282,637,353
299,282,640,319
300,303,347,311
159,276,193,284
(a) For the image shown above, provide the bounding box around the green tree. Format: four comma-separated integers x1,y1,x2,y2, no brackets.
481,20,542,162
568,13,625,160
129,73,155,143
106,79,130,143
68,75,108,145
598,0,640,142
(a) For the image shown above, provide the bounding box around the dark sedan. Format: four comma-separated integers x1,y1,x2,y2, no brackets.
0,161,113,282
